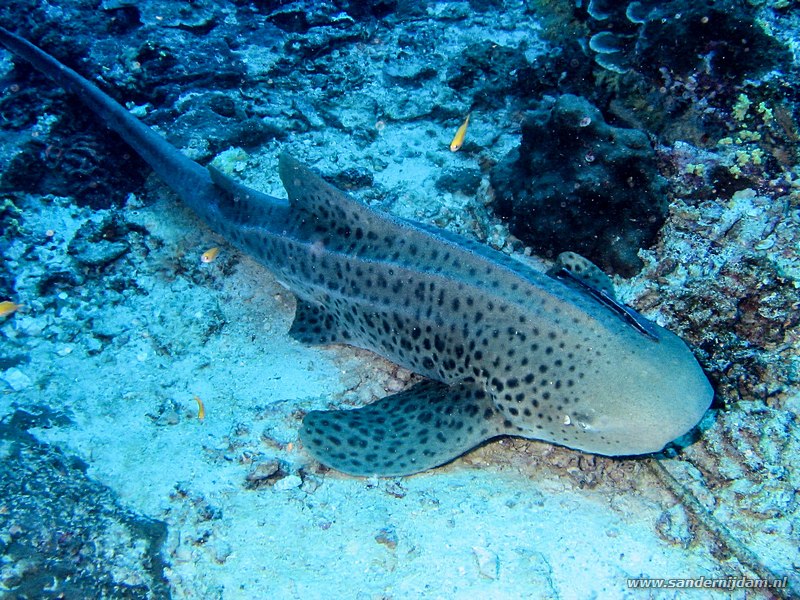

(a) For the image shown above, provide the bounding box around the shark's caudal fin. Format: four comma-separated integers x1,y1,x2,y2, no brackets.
0,26,291,235
0,26,211,203
300,381,509,477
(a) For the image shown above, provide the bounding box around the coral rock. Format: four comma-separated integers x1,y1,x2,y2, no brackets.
490,94,667,275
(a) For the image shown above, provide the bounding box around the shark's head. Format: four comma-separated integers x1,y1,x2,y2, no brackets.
509,253,715,457
565,322,713,456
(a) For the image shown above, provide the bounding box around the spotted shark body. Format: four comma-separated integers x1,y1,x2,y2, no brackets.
0,27,713,477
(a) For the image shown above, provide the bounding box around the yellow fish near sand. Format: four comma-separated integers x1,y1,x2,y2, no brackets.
0,301,22,318
449,113,471,152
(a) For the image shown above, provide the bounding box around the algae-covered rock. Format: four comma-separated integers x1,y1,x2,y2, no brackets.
435,168,482,196
0,196,22,239
580,0,790,81
67,213,145,270
490,94,667,275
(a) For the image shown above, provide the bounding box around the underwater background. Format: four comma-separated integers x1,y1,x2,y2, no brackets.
0,0,798,598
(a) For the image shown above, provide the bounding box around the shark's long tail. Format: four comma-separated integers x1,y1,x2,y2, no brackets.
0,26,293,233
0,26,223,220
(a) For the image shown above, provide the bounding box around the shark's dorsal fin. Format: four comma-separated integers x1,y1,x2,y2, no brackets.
278,152,378,232
207,165,287,225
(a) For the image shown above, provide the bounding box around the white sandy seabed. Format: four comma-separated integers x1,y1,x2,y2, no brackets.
1,180,760,600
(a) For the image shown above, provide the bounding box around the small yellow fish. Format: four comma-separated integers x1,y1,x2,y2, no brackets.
0,301,22,318
449,113,471,152
194,395,206,421
201,247,220,263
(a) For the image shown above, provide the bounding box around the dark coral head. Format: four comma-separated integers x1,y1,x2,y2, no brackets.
490,95,667,276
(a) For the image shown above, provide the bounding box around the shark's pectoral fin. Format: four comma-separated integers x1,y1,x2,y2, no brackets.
547,251,616,298
300,380,507,476
288,299,353,345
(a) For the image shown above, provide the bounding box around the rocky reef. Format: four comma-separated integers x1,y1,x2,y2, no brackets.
0,408,169,598
581,0,790,81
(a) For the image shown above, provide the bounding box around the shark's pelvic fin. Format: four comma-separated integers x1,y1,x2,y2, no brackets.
300,381,508,477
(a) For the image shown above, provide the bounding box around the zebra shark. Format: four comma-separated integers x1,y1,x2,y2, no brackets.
0,27,712,477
